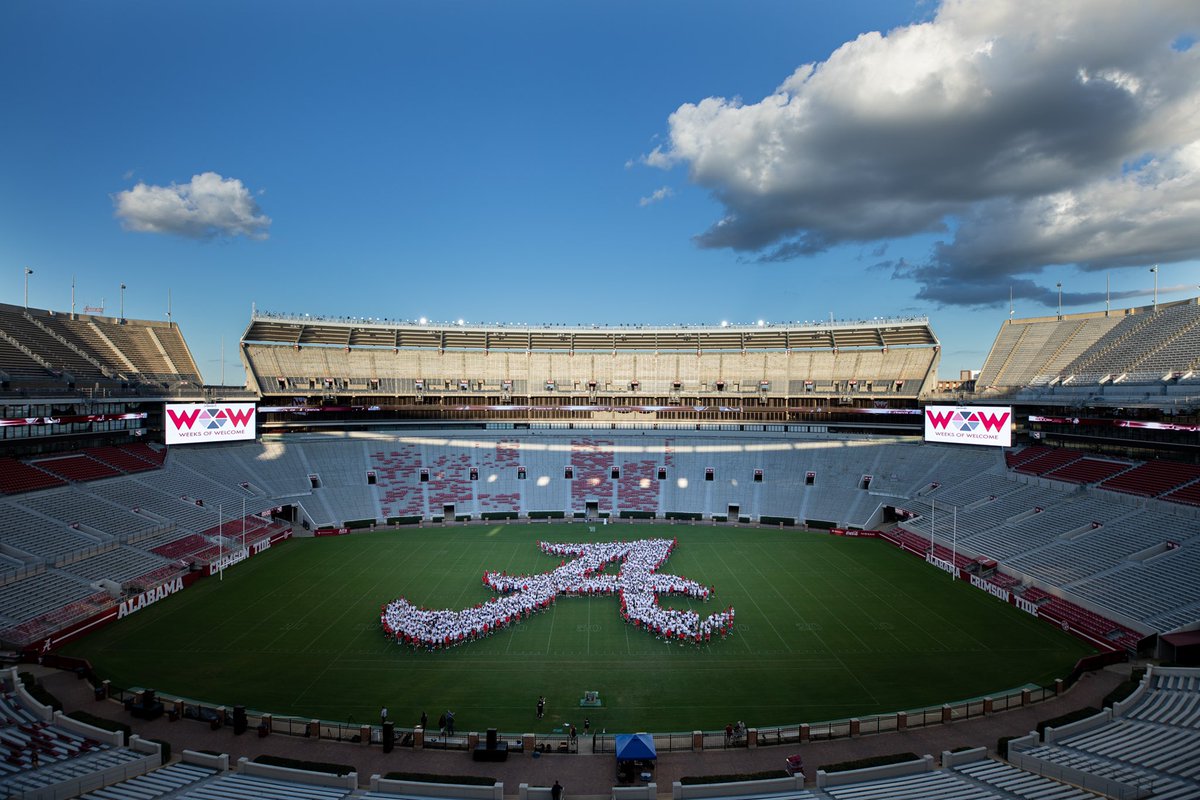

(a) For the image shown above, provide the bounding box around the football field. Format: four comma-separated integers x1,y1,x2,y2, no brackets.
62,524,1093,733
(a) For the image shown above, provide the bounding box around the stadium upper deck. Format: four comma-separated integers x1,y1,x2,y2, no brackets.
244,311,938,352
0,302,208,454
241,311,941,411
975,297,1200,401
0,302,202,394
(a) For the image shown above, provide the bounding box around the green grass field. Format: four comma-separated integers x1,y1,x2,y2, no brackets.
62,524,1093,733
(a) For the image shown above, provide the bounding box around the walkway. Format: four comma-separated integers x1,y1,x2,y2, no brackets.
30,662,1130,795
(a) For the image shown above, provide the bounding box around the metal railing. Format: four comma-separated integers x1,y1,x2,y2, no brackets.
98,681,1056,754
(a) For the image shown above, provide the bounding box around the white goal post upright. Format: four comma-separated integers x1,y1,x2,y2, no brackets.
952,506,957,579
931,496,936,552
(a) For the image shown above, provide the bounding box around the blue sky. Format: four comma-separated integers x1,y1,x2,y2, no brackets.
2,1,1198,384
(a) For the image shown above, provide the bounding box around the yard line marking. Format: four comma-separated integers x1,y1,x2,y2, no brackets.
753,537,912,657
740,540,877,652
241,531,449,652
709,543,787,653
831,541,992,652
297,556,400,658
732,540,882,705
544,603,557,656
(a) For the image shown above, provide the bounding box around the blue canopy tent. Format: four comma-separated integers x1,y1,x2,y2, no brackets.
614,733,657,762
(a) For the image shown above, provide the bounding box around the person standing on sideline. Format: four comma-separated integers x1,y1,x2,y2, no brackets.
420,710,428,730
537,696,545,719
583,717,590,734
446,709,456,735
380,706,388,726
551,780,563,800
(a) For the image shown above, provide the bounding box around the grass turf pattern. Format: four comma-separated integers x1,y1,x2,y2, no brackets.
63,524,1093,733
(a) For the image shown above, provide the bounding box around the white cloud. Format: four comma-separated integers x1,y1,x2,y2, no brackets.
647,0,1200,306
113,172,271,240
639,186,674,207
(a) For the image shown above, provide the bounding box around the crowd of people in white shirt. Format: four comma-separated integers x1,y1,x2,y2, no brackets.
381,538,735,648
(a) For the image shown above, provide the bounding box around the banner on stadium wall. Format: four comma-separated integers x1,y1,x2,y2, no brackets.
258,404,926,416
829,529,882,538
26,570,206,654
876,530,1130,653
0,412,147,428
1029,414,1200,433
923,405,1012,447
27,528,292,653
165,403,256,445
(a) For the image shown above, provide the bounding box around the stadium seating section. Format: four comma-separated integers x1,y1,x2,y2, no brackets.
1011,666,1200,799
79,761,216,800
33,454,123,482
1098,460,1200,498
0,457,68,494
0,445,168,494
977,298,1200,393
0,673,146,798
0,302,202,391
3,431,1198,653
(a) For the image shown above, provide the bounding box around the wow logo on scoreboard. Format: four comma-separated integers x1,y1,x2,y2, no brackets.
924,405,1011,447
164,403,256,445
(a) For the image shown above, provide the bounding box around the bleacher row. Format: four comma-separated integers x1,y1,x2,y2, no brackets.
1007,444,1200,506
0,443,166,495
820,761,1099,800
80,761,216,799
185,773,352,800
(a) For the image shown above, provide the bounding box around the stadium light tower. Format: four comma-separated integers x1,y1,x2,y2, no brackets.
23,267,33,309
1151,265,1158,311
1056,282,1062,320
119,283,127,322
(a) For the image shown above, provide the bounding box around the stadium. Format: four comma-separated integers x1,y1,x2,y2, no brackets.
1,295,1199,799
